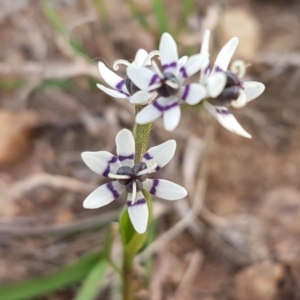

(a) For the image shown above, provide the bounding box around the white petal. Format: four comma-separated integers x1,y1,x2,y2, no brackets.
98,62,129,94
127,65,160,91
143,179,187,200
178,54,205,81
178,56,188,70
181,83,206,105
130,90,153,105
200,56,211,85
163,100,181,131
243,82,265,102
134,49,148,67
96,83,129,98
135,99,164,124
81,151,122,177
200,30,211,84
83,181,125,209
203,101,252,138
127,192,149,234
143,140,176,171
159,32,179,74
115,129,135,167
207,73,227,98
201,30,211,56
213,37,239,72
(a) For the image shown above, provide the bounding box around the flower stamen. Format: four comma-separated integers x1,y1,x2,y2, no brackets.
149,83,163,91
131,181,137,205
231,60,248,79
151,60,164,79
165,80,179,89
142,50,160,67
108,173,131,180
136,162,158,176
113,60,131,71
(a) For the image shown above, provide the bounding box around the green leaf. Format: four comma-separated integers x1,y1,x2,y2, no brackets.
152,0,169,34
74,259,107,300
119,190,153,256
119,205,144,252
0,251,102,300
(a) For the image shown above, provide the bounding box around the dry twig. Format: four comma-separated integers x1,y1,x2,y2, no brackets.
174,250,204,299
8,172,96,198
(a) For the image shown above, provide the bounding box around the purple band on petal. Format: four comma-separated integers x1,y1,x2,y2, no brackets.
143,152,153,160
179,67,188,79
216,108,230,115
204,64,211,75
116,80,125,90
127,198,146,207
153,100,178,112
118,154,134,161
103,156,118,177
107,182,120,198
149,74,160,86
155,166,161,172
153,100,165,112
162,62,177,71
181,85,190,101
149,179,159,195
165,102,178,111
215,66,223,72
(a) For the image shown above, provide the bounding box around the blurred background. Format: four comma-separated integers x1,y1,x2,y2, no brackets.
0,0,300,299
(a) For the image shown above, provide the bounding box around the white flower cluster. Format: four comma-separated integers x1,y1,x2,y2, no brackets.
81,30,265,234
97,30,265,137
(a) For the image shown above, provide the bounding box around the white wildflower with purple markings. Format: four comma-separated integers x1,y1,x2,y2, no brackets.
127,32,206,131
97,49,159,105
200,30,265,138
81,129,187,234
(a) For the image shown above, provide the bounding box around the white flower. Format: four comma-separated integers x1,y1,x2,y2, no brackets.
200,30,265,138
81,129,187,234
127,33,206,131
97,49,158,105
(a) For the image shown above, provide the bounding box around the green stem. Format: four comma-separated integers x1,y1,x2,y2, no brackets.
133,106,152,163
120,106,152,300
122,251,134,300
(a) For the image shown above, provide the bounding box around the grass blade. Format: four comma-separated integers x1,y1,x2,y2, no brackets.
124,0,150,31
74,259,108,300
183,0,195,18
0,251,102,300
43,3,89,58
152,0,169,34
43,3,65,35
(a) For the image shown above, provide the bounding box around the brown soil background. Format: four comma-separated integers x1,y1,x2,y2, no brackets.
0,0,300,299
